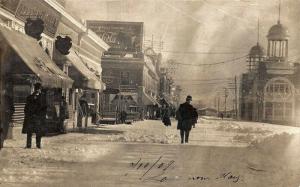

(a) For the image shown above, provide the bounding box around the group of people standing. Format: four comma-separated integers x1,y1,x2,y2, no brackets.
161,95,198,144
21,84,198,149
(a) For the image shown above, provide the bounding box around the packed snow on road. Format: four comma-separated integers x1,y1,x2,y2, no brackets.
1,118,300,186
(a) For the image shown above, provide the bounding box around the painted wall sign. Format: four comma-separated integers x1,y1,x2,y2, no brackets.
87,21,143,54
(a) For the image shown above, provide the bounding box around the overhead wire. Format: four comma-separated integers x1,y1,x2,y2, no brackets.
170,54,248,66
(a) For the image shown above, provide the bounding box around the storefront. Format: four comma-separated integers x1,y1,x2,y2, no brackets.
0,25,73,147
263,77,295,124
141,89,160,119
54,48,103,127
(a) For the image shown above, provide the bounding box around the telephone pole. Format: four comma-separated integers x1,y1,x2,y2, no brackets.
217,96,220,116
234,76,238,119
224,88,228,117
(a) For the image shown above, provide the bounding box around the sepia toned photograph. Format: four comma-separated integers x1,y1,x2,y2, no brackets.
0,0,300,186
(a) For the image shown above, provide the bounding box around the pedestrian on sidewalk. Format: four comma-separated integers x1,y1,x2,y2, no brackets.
59,96,69,133
22,83,47,149
78,92,88,128
176,95,194,144
162,105,171,127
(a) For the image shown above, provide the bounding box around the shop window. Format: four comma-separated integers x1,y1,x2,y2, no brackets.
69,89,73,105
265,102,273,120
13,85,31,103
285,103,293,120
274,103,283,119
279,84,284,93
91,93,96,99
120,72,129,85
274,84,279,92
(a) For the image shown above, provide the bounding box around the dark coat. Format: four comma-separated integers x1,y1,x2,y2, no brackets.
79,97,88,116
191,107,198,124
22,92,47,135
59,100,69,120
176,102,194,131
162,108,171,126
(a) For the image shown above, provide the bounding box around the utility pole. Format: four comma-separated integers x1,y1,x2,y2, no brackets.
217,96,220,116
151,34,154,49
224,88,228,117
234,76,238,119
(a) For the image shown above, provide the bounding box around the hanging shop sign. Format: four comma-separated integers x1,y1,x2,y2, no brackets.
87,21,143,54
24,18,44,40
0,0,20,14
55,36,72,55
15,0,61,37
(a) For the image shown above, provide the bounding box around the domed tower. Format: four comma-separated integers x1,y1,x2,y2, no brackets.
267,2,289,62
248,42,265,72
248,19,265,72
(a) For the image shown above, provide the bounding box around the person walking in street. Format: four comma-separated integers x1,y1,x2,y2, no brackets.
176,95,194,144
139,108,144,121
120,110,127,124
220,112,224,120
162,105,171,127
22,83,47,149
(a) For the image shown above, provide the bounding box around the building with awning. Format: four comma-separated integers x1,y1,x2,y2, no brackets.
0,0,109,147
0,26,73,89
66,49,102,90
142,90,160,106
0,25,74,137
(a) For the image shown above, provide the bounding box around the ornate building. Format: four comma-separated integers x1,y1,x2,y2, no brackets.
240,16,300,125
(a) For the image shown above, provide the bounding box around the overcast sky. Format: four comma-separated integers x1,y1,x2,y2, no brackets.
65,0,300,106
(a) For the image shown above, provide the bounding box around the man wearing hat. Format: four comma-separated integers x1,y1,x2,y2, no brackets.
22,83,47,149
176,95,195,144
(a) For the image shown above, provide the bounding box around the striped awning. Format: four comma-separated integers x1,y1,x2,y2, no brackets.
0,26,73,88
66,49,104,90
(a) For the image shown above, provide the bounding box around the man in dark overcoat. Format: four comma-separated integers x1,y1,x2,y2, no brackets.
176,95,194,144
22,83,47,149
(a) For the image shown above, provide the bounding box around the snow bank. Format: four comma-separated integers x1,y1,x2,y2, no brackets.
217,122,271,134
249,132,296,155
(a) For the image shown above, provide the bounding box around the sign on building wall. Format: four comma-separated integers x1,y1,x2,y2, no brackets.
15,0,61,37
0,0,20,14
87,21,143,54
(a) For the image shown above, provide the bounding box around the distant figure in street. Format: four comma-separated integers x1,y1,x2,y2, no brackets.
162,105,171,126
139,108,144,120
59,96,69,133
176,95,194,144
120,110,127,124
22,83,47,149
192,107,198,128
220,113,224,120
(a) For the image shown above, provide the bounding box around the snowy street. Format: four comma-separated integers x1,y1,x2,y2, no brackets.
1,118,300,187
